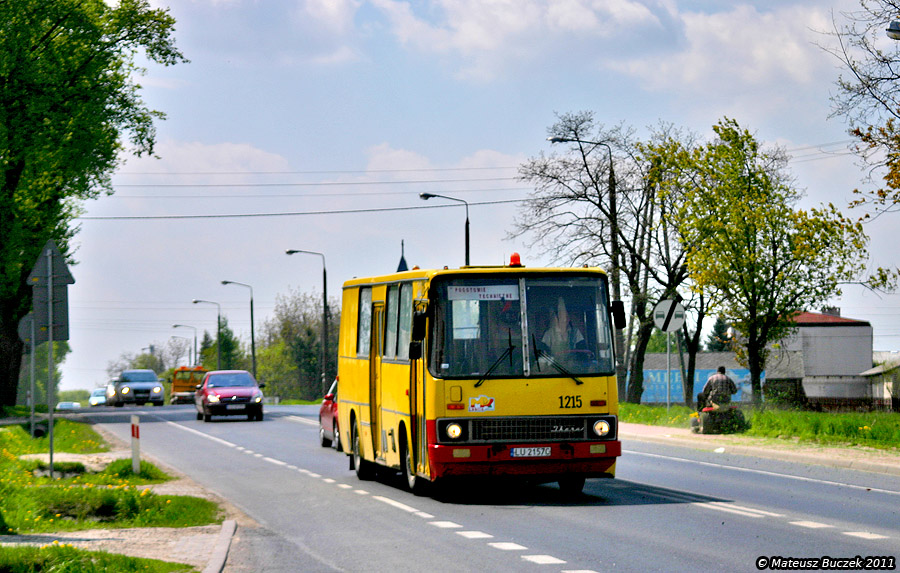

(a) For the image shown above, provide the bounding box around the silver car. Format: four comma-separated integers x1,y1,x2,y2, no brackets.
107,369,165,407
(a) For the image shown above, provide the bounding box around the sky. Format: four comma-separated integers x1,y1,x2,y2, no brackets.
56,0,900,391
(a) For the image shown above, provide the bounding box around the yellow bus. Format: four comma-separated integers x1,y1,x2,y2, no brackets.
336,254,626,495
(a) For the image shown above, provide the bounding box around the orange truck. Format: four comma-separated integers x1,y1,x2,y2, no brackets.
170,366,208,404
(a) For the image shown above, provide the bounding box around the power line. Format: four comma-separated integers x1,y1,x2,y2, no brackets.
116,165,519,176
112,176,518,188
77,198,526,221
108,187,530,199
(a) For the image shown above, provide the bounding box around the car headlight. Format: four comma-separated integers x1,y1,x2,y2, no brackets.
593,419,611,437
252,391,263,403
152,386,163,394
121,386,130,395
207,394,220,403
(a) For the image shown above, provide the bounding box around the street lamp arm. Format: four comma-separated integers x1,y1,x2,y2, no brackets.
418,193,470,266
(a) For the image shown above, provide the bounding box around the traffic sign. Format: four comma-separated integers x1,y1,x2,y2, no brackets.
26,239,74,342
653,299,685,332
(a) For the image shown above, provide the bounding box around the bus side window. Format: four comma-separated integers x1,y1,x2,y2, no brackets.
357,287,372,356
384,285,399,358
397,283,413,360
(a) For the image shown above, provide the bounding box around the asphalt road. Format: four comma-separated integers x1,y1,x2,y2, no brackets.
84,405,900,573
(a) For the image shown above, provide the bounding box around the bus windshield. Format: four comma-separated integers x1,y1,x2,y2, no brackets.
429,275,615,379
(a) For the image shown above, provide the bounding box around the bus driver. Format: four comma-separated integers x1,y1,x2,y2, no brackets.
540,297,586,358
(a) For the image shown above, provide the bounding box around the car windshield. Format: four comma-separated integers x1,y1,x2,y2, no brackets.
207,373,255,388
428,275,615,379
121,371,157,382
91,389,105,396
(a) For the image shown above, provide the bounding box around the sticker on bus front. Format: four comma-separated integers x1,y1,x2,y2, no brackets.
469,395,495,412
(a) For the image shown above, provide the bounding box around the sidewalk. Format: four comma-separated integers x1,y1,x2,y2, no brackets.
619,422,900,477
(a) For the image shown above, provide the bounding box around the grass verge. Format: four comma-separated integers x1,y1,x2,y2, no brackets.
0,543,195,572
619,403,900,449
0,420,221,536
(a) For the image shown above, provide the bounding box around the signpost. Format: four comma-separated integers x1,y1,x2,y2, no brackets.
24,240,74,479
653,299,685,412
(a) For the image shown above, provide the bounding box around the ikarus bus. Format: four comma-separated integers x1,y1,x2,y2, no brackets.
336,253,626,495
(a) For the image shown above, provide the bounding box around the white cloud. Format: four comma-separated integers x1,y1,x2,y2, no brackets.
610,5,832,92
370,0,659,79
365,143,434,171
118,140,291,178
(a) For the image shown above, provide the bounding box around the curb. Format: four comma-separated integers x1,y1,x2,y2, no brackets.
203,519,236,573
619,425,900,477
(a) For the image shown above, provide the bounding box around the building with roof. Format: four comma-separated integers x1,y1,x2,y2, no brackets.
640,308,880,409
779,309,873,408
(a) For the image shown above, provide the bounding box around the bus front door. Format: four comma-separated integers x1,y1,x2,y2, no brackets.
369,303,384,461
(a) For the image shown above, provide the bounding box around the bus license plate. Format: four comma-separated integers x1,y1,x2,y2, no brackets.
226,404,244,410
510,447,551,458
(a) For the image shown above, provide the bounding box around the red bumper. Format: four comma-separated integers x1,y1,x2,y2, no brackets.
428,440,621,479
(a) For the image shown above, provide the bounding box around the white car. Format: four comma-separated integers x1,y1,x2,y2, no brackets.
88,388,107,407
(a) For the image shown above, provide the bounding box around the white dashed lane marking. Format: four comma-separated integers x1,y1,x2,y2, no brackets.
490,542,527,551
791,520,833,529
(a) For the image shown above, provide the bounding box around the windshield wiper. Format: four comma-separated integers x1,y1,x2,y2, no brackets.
475,330,515,388
530,334,583,385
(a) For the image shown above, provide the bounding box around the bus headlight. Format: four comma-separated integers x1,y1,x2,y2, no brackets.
446,423,463,440
592,419,611,437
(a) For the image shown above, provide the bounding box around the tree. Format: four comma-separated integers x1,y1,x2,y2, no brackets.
0,0,186,406
517,114,706,403
826,1,900,217
705,316,732,352
675,118,879,403
260,288,339,400
16,341,70,405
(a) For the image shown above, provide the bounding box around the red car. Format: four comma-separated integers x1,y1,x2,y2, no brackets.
319,379,340,450
195,370,265,422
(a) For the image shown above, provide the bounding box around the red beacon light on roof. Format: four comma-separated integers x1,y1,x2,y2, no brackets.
509,252,523,267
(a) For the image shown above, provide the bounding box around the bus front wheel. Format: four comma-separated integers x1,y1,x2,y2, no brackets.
401,436,428,496
352,423,376,480
558,476,586,497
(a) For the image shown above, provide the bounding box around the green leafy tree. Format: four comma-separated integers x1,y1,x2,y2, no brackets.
260,288,339,400
217,316,244,370
15,341,70,405
0,0,186,406
256,339,298,400
197,318,245,371
676,119,879,403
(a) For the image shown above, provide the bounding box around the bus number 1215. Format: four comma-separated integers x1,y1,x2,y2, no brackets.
558,395,582,408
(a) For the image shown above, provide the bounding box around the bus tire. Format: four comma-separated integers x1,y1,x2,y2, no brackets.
352,423,376,480
401,435,427,496
558,476,586,497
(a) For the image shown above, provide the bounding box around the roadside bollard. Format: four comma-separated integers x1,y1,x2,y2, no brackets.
131,415,140,475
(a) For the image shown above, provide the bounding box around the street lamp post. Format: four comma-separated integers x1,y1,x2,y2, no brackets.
285,249,329,395
172,324,198,366
222,280,257,380
547,136,627,394
419,193,470,266
192,299,221,370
